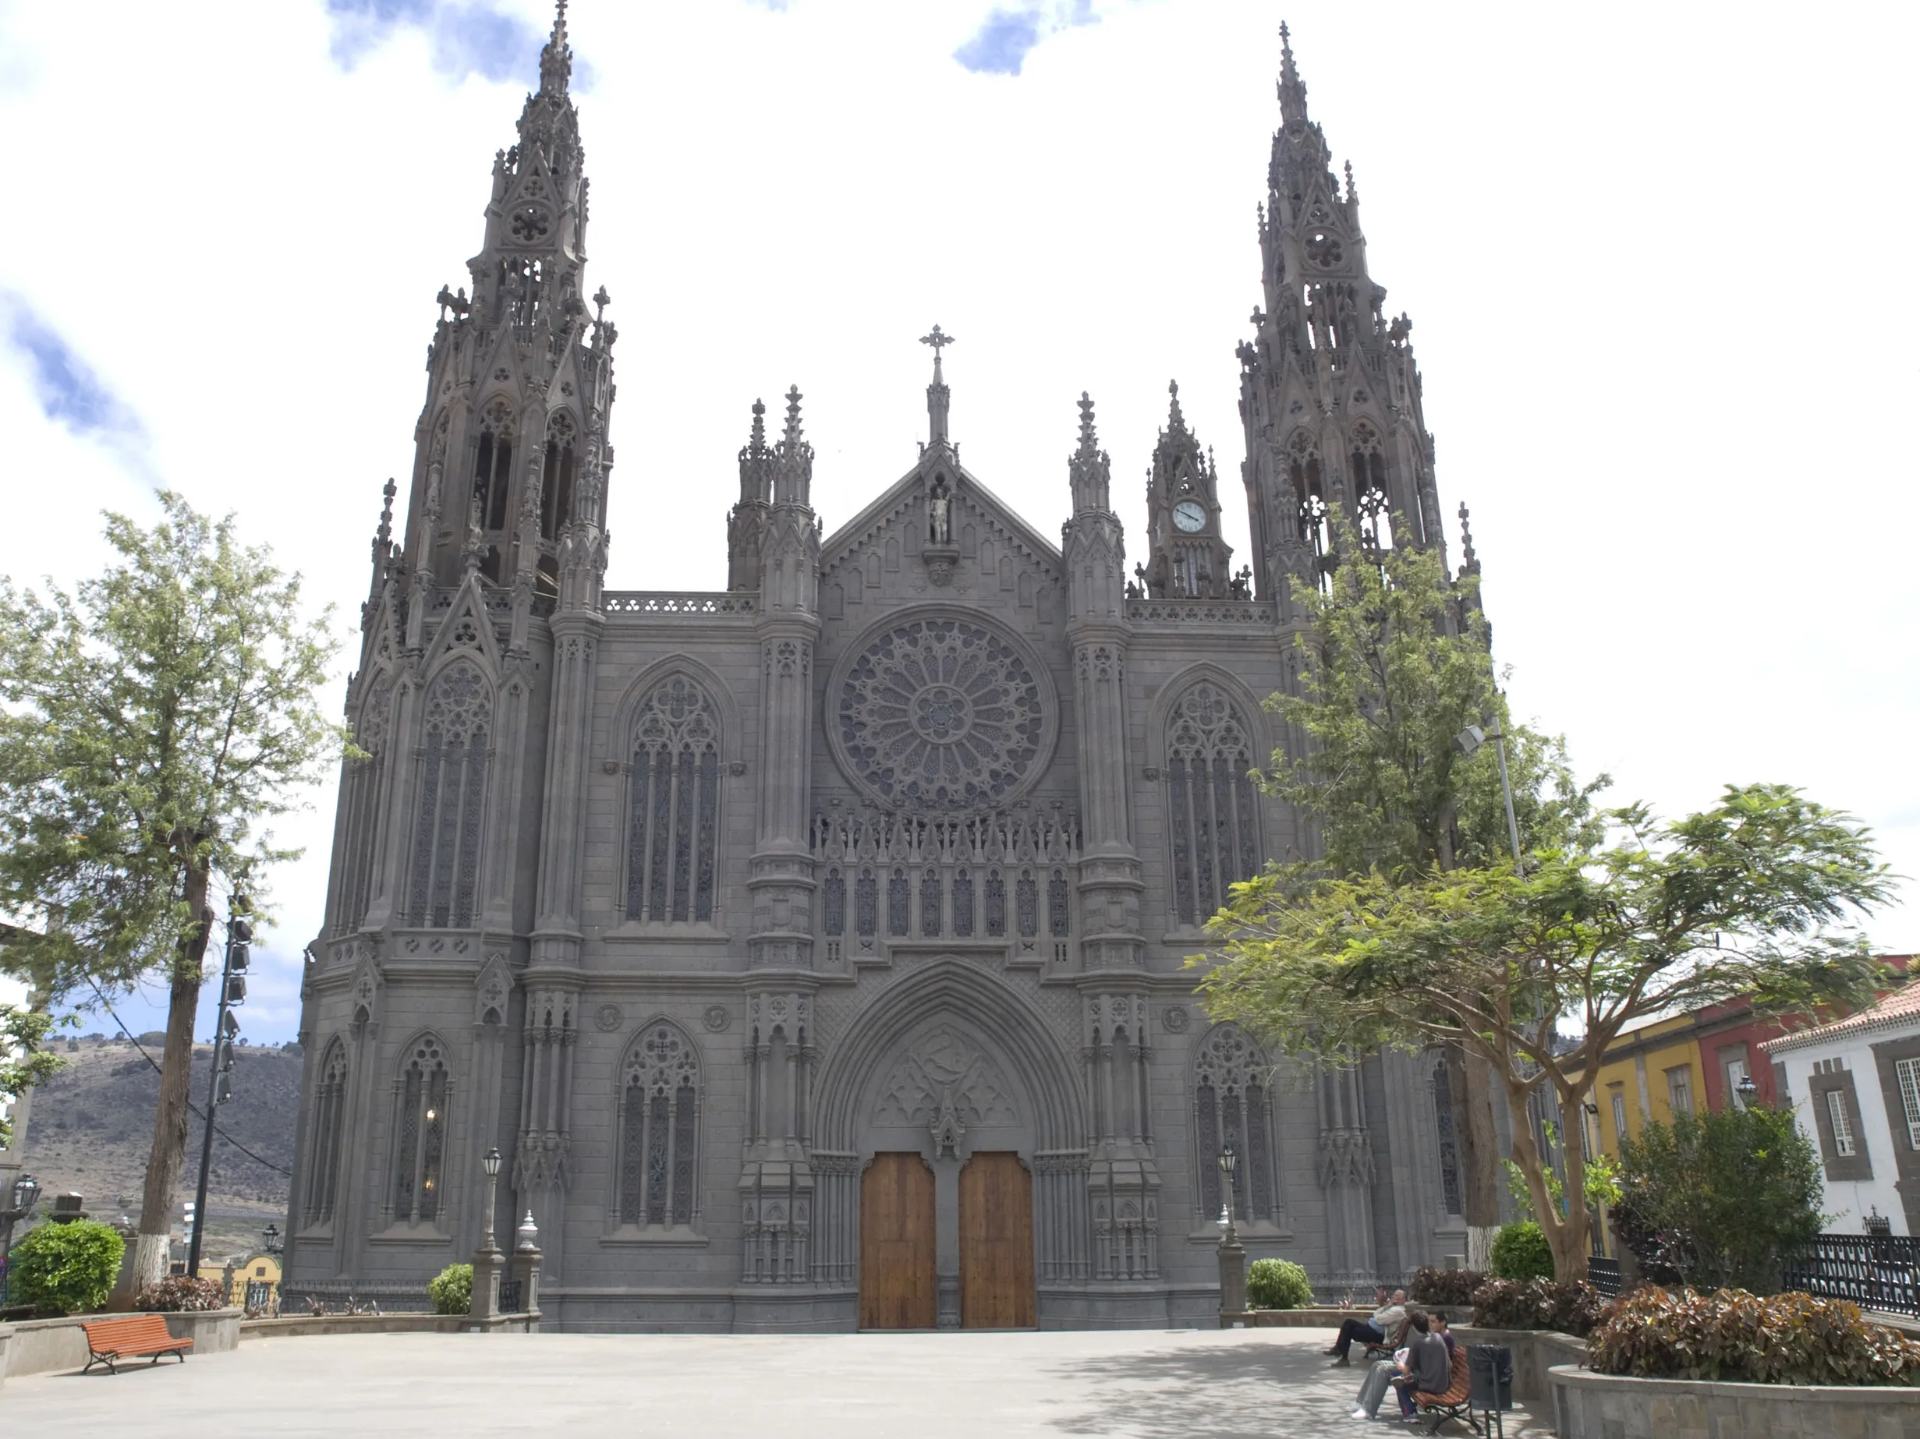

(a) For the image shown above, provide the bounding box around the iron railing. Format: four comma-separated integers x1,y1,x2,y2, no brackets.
1782,1234,1920,1318
1585,1257,1622,1298
498,1278,524,1313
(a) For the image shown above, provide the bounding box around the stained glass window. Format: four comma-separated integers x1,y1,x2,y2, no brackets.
625,676,723,923
619,1023,700,1228
1166,684,1259,927
1193,1023,1279,1222
391,1036,449,1225
408,664,491,928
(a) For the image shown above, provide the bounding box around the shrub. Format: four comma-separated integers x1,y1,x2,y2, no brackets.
136,1274,225,1312
1587,1286,1920,1386
1246,1258,1313,1310
1471,1277,1609,1337
1489,1221,1555,1282
1613,1107,1823,1294
1410,1267,1484,1307
427,1262,473,1315
6,1220,125,1316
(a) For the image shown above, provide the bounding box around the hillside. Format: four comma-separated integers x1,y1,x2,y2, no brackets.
18,1035,299,1248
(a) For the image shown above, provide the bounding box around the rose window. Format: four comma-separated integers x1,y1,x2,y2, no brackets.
834,618,1050,809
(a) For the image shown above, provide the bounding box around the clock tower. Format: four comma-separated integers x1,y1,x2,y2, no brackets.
1138,380,1239,599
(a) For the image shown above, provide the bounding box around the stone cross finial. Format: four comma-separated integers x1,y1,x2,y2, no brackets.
920,324,955,359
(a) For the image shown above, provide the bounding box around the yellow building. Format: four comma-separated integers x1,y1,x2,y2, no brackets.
196,1252,282,1310
1574,1011,1711,1168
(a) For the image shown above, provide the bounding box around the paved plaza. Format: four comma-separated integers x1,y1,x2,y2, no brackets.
0,1327,1547,1437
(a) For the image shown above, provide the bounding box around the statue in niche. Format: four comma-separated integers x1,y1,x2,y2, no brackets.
928,477,952,546
1229,565,1253,601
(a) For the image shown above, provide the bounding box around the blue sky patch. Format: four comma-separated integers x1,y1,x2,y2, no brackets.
325,0,548,85
954,1,1097,76
4,296,142,442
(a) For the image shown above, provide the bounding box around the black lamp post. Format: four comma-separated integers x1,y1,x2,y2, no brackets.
1216,1142,1246,1322
1736,1073,1759,1107
2,1173,42,1304
262,1222,283,1257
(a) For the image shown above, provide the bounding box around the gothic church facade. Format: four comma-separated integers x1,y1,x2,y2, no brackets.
287,12,1473,1330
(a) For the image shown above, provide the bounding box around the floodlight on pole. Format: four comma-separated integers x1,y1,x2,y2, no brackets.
1455,723,1523,867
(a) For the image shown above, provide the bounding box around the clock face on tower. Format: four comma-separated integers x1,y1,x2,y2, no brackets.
1172,499,1207,534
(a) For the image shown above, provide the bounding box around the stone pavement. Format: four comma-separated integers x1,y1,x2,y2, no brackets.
0,1326,1550,1437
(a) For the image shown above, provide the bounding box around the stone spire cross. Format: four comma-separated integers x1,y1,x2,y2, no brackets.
921,325,955,448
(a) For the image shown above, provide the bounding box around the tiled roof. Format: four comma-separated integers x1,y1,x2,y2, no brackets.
1761,981,1920,1055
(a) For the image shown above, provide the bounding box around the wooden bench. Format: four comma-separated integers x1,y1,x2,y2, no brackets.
80,1314,193,1375
1413,1344,1478,1434
1363,1314,1411,1363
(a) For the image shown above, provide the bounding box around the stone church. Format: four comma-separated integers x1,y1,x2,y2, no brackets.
286,10,1476,1330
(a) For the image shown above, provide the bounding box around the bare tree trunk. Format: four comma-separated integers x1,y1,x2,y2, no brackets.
1449,1044,1502,1271
131,872,211,1291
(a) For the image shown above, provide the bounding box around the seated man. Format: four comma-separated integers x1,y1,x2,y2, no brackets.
1390,1311,1452,1418
1324,1286,1406,1366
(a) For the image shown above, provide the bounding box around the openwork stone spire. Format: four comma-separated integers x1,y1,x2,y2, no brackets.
1068,392,1111,515
539,0,573,96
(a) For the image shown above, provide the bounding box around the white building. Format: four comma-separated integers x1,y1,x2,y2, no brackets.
1763,986,1920,1236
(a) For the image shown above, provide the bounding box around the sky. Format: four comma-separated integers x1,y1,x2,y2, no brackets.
0,0,1915,1043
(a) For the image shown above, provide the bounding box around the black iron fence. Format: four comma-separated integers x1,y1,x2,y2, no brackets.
1782,1233,1920,1318
1585,1257,1622,1298
498,1278,523,1313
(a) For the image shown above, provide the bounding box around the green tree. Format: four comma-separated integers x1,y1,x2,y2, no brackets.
1260,529,1603,1261
7,1218,125,1315
1612,1104,1824,1294
1198,784,1892,1282
0,1003,64,1147
0,493,341,1287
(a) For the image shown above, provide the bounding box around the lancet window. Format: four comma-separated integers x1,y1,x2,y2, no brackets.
1194,1023,1279,1223
1350,422,1392,554
617,1022,700,1229
391,1035,450,1225
473,401,516,533
407,662,491,928
1432,1057,1465,1217
539,412,577,542
624,675,722,924
1166,683,1260,928
332,675,392,935
303,1040,348,1227
1287,431,1329,563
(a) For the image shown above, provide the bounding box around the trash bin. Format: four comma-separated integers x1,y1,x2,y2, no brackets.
1468,1344,1513,1438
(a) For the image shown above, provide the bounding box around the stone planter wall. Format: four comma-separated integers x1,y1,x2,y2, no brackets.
238,1311,538,1340
1549,1363,1920,1439
1453,1326,1589,1401
0,1307,241,1381
1224,1304,1474,1329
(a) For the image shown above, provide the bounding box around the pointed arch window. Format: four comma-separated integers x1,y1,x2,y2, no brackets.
1432,1057,1465,1218
1349,421,1393,555
617,1022,701,1229
539,413,578,542
1167,683,1260,928
391,1036,450,1226
332,675,392,935
303,1040,349,1228
1287,431,1329,565
1194,1024,1279,1223
624,675,722,924
473,401,515,534
407,663,491,928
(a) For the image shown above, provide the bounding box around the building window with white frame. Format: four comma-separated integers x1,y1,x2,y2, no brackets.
1610,1089,1629,1147
1896,1057,1920,1150
1665,1065,1694,1118
1827,1088,1858,1158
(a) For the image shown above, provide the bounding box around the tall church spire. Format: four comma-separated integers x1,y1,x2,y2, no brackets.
1236,21,1446,611
1068,391,1110,515
921,325,955,449
538,0,572,96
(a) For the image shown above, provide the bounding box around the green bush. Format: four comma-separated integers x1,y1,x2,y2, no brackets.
1470,1277,1609,1337
136,1274,225,1312
427,1262,473,1315
1587,1286,1920,1386
7,1220,124,1316
1245,1258,1313,1310
1489,1221,1555,1282
1613,1106,1823,1294
1409,1267,1484,1307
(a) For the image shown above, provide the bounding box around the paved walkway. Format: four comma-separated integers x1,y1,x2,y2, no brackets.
0,1326,1549,1437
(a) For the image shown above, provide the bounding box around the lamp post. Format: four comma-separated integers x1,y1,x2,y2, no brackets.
1454,724,1522,867
468,1146,504,1323
188,896,252,1278
1736,1073,1759,1109
262,1222,283,1256
1216,1142,1247,1323
1,1173,41,1305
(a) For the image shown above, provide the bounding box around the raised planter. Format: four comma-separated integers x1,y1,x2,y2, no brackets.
1453,1325,1589,1401
1549,1363,1920,1438
239,1311,538,1339
0,1306,242,1381
1224,1304,1475,1329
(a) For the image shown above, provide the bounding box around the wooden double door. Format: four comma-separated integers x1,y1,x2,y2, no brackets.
858,1151,1034,1329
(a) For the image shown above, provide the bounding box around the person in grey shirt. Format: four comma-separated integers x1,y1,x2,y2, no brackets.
1351,1308,1441,1420
1393,1312,1453,1418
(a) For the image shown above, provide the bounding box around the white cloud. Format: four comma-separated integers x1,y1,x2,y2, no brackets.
0,0,1914,1041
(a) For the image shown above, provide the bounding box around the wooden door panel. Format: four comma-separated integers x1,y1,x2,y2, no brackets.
859,1152,936,1329
960,1151,1035,1329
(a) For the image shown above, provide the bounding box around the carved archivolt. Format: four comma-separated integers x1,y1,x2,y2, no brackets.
870,1025,1019,1127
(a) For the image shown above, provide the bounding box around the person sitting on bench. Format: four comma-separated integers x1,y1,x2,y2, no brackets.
1391,1311,1451,1418
1323,1286,1406,1365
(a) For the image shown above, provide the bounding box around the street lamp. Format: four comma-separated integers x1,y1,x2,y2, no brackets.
1736,1073,1759,1108
469,1146,506,1323
2,1173,42,1305
1455,724,1523,867
262,1222,283,1257
1216,1142,1246,1322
